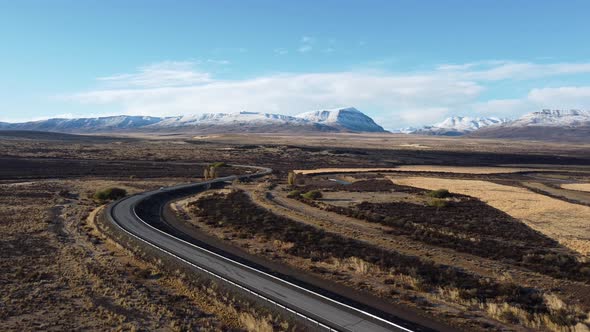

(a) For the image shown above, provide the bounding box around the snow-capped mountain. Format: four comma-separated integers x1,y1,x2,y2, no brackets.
295,107,386,132
391,127,420,134
5,115,164,132
0,108,386,133
151,111,309,127
502,109,590,127
405,116,508,136
470,109,590,142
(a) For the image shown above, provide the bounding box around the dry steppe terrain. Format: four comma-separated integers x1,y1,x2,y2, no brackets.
2,131,590,331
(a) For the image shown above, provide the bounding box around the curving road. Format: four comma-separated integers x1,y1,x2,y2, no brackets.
105,166,421,332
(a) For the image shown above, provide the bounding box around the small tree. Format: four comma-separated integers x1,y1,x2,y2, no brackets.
287,171,297,186
203,168,210,179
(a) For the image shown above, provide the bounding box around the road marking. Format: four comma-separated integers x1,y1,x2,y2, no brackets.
110,165,414,332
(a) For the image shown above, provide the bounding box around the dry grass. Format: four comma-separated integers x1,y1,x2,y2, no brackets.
394,176,590,255
562,183,590,193
0,179,300,331
294,165,542,175
238,313,275,332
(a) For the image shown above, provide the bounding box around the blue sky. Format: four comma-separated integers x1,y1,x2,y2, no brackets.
1,0,590,129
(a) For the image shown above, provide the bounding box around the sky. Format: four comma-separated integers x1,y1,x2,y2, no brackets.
1,0,590,130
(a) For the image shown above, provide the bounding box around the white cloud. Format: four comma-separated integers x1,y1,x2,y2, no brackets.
97,61,211,88
438,61,590,81
298,35,315,53
298,45,312,53
527,86,590,108
471,87,590,119
301,36,315,43
274,48,288,55
61,60,590,129
64,70,482,129
206,59,230,65
471,99,529,116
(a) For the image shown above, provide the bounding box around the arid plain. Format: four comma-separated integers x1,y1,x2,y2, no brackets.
2,130,590,331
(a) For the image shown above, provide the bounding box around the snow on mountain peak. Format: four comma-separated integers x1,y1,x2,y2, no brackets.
433,116,508,131
403,116,508,136
151,111,307,127
508,109,590,127
0,107,387,133
295,107,385,132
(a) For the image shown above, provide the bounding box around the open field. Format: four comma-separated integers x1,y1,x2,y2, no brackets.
294,165,545,175
562,183,590,193
521,182,590,206
2,131,590,331
394,176,590,256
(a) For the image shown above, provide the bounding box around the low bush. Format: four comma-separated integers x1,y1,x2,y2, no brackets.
189,190,557,319
286,190,302,198
427,189,451,198
210,162,227,168
93,187,127,201
427,198,448,208
302,190,322,200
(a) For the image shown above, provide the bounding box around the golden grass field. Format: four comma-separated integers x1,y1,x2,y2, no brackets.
393,177,590,256
562,183,590,193
294,165,541,175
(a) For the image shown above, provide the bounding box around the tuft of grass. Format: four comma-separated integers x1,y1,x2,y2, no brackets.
301,190,322,200
286,190,301,198
210,162,227,168
93,187,127,201
427,198,448,208
427,189,451,198
238,313,274,332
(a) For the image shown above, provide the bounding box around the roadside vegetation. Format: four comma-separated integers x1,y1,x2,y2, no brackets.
204,162,228,179
288,175,590,282
93,187,127,201
189,190,588,331
296,187,590,282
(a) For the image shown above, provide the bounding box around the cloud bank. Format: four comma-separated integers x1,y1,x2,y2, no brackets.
61,60,590,129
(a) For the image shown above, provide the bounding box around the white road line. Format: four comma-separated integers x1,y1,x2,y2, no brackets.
109,165,414,332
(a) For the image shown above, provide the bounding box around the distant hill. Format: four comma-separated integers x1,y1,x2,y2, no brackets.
469,109,590,142
0,108,386,134
295,107,386,132
4,116,164,132
401,116,508,136
0,130,134,141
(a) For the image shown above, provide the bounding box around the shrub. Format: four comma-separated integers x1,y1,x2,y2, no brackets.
93,187,127,201
287,190,302,198
210,162,227,168
427,189,451,198
427,198,448,208
302,190,322,200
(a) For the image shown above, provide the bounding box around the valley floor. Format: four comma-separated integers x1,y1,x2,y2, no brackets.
2,131,590,331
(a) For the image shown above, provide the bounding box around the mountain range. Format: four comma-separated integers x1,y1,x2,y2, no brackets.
401,109,590,141
400,116,509,136
0,107,386,134
2,108,589,142
469,109,590,142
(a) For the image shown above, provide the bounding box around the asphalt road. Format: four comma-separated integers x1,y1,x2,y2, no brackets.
106,167,419,332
